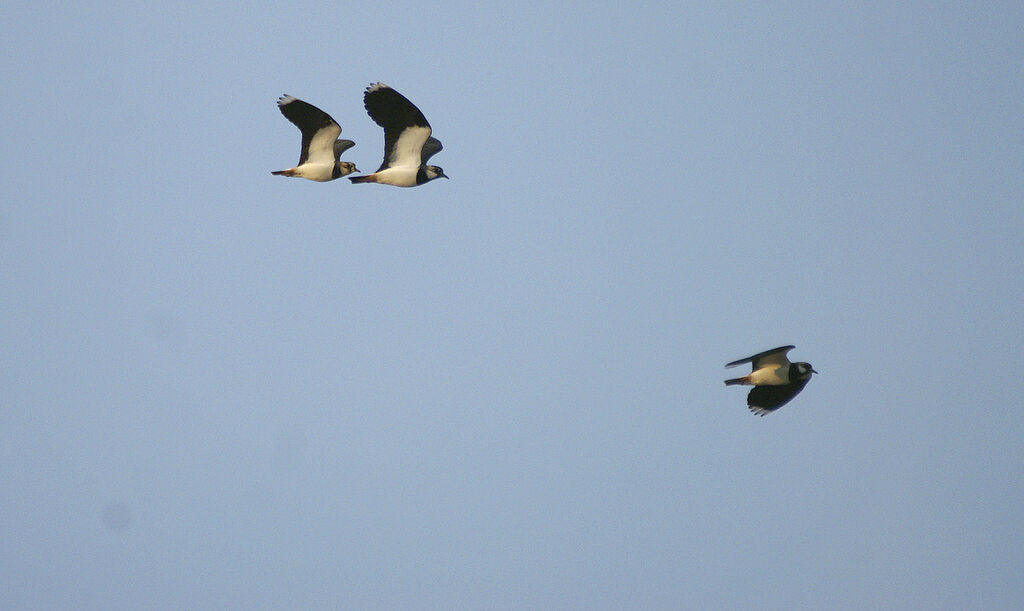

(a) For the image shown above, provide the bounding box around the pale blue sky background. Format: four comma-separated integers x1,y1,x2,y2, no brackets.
2,2,1023,609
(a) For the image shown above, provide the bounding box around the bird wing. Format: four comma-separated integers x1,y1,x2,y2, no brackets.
333,139,356,160
725,345,795,369
278,95,342,166
421,136,443,164
362,83,432,171
746,378,809,416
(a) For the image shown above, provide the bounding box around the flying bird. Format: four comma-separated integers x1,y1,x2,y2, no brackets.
724,345,817,416
272,95,358,181
349,83,448,187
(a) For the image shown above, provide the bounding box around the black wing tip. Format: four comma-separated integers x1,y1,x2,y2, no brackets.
277,96,339,134
758,345,796,356
724,345,797,368
363,82,428,122
747,400,778,415
364,83,395,106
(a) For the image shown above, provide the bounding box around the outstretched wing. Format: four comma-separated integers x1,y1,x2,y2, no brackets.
363,83,432,172
278,95,342,166
333,139,355,160
421,136,443,164
746,378,809,416
725,345,795,370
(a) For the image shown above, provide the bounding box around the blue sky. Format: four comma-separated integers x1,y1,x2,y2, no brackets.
2,2,1023,608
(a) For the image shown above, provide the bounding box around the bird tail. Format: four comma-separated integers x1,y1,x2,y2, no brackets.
724,376,749,386
348,175,375,184
271,169,296,177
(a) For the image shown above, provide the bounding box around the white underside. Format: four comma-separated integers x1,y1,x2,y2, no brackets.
749,365,788,386
291,162,335,182
369,166,419,187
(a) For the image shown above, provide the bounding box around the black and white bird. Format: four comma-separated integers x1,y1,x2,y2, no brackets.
349,83,448,187
272,95,358,181
724,345,817,416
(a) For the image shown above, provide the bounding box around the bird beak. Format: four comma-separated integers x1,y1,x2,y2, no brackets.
441,172,450,179
811,368,819,374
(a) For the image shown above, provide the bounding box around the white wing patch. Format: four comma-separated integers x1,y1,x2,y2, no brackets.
387,125,431,169
306,123,343,166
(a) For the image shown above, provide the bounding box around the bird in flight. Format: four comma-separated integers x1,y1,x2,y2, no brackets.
272,95,358,181
724,345,817,416
349,83,448,187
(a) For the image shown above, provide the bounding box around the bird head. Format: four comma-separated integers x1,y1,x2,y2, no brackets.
338,161,359,176
425,166,448,181
795,362,817,378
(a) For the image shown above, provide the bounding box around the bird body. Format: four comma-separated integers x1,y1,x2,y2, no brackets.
349,83,447,187
272,95,357,182
724,345,817,416
349,165,426,187
746,364,791,386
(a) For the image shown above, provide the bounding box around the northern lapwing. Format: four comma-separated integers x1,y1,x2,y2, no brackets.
349,83,447,187
724,345,817,416
272,95,358,182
